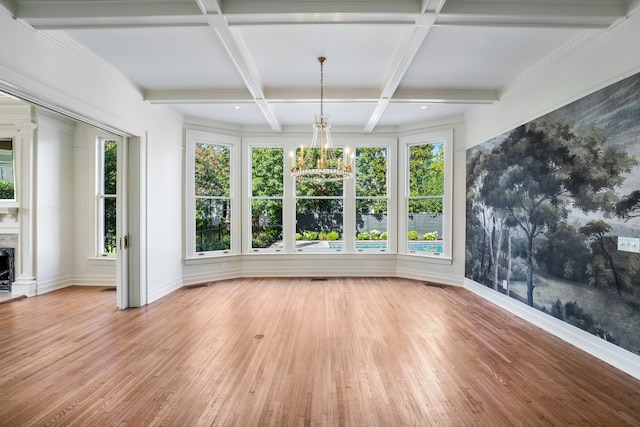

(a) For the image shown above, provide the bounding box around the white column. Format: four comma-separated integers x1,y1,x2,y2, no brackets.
12,112,37,297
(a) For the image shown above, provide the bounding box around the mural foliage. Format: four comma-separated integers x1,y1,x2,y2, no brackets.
466,72,640,355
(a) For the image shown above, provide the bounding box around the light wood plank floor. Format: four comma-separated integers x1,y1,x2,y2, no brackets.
1,278,639,426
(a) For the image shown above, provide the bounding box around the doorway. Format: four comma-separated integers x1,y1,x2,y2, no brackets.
0,91,137,307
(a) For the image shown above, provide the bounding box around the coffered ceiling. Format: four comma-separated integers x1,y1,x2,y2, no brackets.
1,0,636,132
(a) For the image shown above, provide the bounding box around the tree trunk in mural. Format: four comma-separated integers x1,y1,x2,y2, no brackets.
580,220,624,296
505,228,512,297
492,217,504,291
526,233,535,306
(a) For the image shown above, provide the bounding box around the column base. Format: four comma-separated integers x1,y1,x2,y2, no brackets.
12,278,37,297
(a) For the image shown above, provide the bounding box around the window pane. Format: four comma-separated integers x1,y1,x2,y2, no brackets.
295,179,343,197
195,198,231,252
195,143,230,197
295,147,344,197
356,199,388,249
409,142,444,196
0,139,14,200
296,199,343,249
103,139,118,195
252,147,283,196
251,199,283,249
407,198,443,253
102,197,117,254
356,147,387,197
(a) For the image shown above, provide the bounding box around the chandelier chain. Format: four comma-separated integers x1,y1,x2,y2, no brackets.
319,56,325,119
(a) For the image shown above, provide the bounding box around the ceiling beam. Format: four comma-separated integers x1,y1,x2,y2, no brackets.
364,13,436,133
393,89,498,104
145,89,253,104
217,1,420,15
145,88,498,105
206,14,281,132
14,0,625,30
194,0,222,15
15,0,206,29
436,0,626,28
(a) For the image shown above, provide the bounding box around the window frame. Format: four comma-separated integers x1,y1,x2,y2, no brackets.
293,178,345,253
245,143,285,253
96,137,118,257
0,138,15,201
185,129,241,259
0,130,20,209
398,130,453,260
352,141,395,253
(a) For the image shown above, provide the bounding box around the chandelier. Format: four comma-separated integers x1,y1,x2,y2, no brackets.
290,57,354,183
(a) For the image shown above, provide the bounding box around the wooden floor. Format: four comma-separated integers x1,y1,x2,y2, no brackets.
1,278,639,426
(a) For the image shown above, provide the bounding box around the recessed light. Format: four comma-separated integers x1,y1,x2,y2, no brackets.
234,105,240,109
420,105,428,110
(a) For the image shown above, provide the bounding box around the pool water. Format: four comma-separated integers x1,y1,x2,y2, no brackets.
327,241,443,252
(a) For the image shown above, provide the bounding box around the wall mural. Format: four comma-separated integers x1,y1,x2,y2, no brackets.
465,72,640,355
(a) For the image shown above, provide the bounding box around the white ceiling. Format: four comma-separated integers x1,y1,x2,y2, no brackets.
1,0,635,132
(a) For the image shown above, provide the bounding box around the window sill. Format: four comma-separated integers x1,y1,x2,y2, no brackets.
184,253,240,265
397,252,453,265
87,256,116,266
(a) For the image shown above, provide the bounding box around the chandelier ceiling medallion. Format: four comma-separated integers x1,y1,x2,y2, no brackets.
290,56,354,183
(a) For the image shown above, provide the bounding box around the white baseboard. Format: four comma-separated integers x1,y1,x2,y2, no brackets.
147,277,183,303
35,274,73,295
464,278,640,381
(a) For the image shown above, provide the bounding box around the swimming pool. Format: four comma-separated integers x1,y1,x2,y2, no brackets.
326,241,443,252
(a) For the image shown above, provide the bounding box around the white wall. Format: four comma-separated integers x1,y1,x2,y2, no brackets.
35,111,75,294
0,10,184,305
462,11,640,380
146,129,184,302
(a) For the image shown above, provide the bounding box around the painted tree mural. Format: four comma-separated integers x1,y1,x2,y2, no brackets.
466,72,640,354
470,120,637,306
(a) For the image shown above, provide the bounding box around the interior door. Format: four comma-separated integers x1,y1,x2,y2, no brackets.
116,136,128,309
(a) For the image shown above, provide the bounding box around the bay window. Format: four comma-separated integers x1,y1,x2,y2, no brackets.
184,129,450,260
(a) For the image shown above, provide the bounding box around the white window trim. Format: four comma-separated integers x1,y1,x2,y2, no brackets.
398,129,453,260
185,129,241,260
96,137,118,258
351,139,396,253
0,129,22,209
